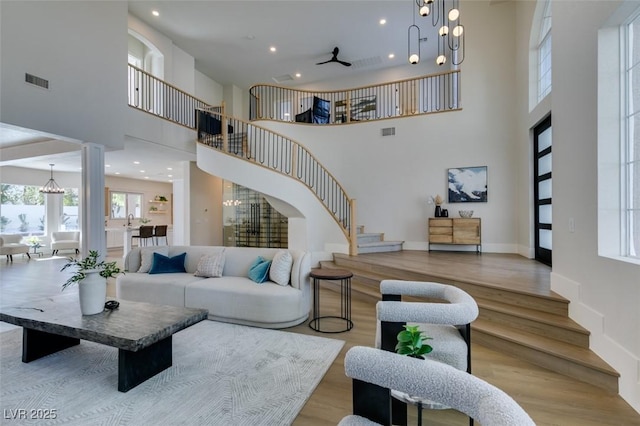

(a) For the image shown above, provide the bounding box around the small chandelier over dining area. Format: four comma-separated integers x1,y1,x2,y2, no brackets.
410,0,465,66
39,164,65,194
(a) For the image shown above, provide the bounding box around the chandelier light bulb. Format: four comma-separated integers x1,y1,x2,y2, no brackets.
452,25,464,37
448,8,460,21
409,53,420,64
436,55,447,65
419,5,430,16
439,25,449,36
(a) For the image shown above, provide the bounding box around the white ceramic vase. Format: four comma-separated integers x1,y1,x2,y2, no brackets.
78,269,106,315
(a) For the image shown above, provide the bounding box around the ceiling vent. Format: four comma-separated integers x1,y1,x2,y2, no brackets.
272,74,293,83
351,56,383,69
25,73,49,89
381,127,396,137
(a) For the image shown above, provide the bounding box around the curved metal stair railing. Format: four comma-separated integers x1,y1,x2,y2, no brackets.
196,108,358,255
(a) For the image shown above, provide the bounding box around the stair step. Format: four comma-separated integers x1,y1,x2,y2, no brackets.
474,296,590,347
357,241,404,254
472,318,619,393
357,233,384,244
331,253,568,316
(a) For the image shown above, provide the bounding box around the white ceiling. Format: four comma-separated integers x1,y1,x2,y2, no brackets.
1,0,452,182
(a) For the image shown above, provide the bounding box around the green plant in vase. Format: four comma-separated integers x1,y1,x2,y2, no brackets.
395,324,433,358
60,250,122,291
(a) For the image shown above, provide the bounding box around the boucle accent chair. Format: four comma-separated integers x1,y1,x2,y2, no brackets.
0,234,30,262
338,347,535,426
376,279,479,425
51,231,80,255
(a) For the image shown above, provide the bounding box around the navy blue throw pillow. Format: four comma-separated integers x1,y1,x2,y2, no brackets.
149,252,187,274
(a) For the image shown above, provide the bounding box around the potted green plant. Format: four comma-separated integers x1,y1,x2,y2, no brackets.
395,324,433,358
61,250,122,315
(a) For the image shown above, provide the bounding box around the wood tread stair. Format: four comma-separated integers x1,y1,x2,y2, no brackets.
356,226,403,254
320,252,620,394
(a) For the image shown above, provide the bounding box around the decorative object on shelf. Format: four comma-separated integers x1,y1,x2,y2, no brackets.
155,195,168,202
139,217,152,224
60,250,122,315
149,206,158,212
434,194,443,217
448,166,487,203
396,324,433,358
458,210,473,218
414,0,465,66
39,164,65,194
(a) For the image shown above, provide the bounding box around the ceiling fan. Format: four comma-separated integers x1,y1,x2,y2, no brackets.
316,47,352,67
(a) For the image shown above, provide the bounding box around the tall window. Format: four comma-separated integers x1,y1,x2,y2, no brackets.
537,0,552,102
0,184,45,236
624,13,640,259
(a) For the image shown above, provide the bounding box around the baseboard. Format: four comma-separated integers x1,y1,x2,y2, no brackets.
551,272,640,414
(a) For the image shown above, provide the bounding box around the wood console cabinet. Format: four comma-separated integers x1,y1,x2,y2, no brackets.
428,218,481,252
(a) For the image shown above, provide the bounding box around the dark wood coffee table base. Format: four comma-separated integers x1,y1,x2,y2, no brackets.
22,324,174,392
1,296,208,393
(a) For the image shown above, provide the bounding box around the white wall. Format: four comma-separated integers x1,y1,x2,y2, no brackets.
188,161,223,246
0,1,128,149
540,0,640,411
195,70,223,106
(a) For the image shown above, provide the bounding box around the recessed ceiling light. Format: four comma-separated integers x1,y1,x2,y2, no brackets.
269,46,277,52
133,161,140,165
140,170,145,173
169,179,173,183
295,73,301,78
152,10,159,17
145,176,150,179
105,164,111,168
379,18,386,25
167,167,172,171
168,174,173,178
115,172,120,175
388,53,395,59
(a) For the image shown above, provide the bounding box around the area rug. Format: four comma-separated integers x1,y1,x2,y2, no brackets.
0,321,344,425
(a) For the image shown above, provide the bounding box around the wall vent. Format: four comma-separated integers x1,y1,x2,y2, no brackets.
381,127,396,137
25,73,49,89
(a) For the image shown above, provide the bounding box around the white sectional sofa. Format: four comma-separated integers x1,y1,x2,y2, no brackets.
116,246,311,329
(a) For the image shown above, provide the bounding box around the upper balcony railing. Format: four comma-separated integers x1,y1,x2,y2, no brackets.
127,64,216,129
249,70,461,124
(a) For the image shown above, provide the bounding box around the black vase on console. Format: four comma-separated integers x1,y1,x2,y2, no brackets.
434,205,442,217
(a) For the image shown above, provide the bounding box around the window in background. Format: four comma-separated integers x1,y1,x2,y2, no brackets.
537,0,552,102
110,192,142,220
0,184,45,236
61,188,79,231
624,13,640,259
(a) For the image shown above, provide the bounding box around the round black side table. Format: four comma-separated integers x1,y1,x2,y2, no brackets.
308,268,354,333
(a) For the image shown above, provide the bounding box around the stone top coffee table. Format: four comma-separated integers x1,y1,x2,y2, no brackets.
0,295,208,392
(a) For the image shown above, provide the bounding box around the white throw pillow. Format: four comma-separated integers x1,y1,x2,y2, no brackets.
269,250,293,286
138,247,169,273
194,250,226,278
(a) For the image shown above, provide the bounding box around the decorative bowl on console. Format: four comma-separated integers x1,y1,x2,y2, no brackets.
458,210,474,218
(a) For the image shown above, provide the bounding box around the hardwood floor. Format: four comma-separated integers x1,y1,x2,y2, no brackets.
1,250,639,425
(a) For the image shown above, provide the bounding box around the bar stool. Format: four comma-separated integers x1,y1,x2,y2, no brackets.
131,225,154,247
153,225,168,245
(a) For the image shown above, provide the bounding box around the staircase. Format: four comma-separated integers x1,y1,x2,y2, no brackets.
320,252,620,394
356,226,404,254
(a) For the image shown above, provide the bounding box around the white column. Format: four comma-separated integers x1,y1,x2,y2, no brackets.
80,143,106,259
45,193,62,241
